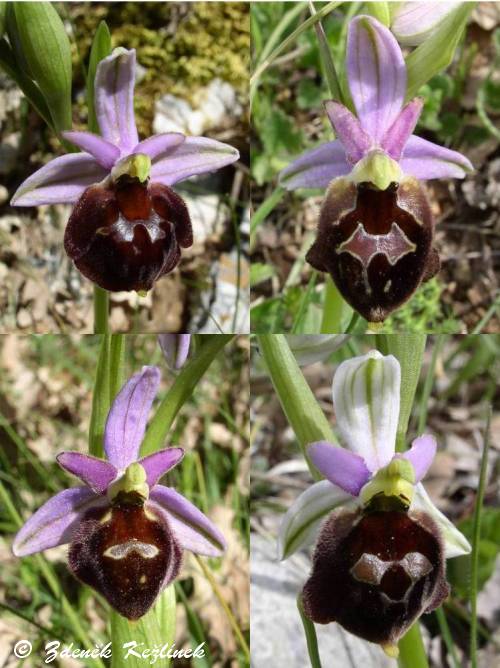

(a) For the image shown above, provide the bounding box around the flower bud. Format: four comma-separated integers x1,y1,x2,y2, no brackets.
306,177,439,322
69,500,182,620
64,176,193,292
302,507,449,656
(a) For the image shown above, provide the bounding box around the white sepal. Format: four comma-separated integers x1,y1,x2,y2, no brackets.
277,480,353,561
332,350,400,473
286,335,349,366
391,1,463,46
413,483,471,558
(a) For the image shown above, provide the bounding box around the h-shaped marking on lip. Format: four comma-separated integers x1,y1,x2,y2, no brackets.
337,222,416,267
350,552,433,586
103,540,160,559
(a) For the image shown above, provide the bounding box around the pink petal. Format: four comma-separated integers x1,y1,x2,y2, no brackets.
104,366,161,469
381,98,423,160
391,2,463,46
158,334,191,370
308,441,371,496
325,100,372,164
150,136,239,186
62,131,120,169
10,153,108,207
56,452,117,495
138,447,184,488
95,48,139,152
347,15,406,142
12,487,106,556
400,434,437,482
279,140,351,190
134,133,185,160
400,135,474,179
149,486,226,557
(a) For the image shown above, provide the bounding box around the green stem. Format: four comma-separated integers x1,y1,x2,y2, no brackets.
397,622,429,668
89,334,111,458
111,587,176,668
94,286,109,334
470,408,491,668
141,335,234,456
435,607,461,668
320,277,351,333
258,334,335,475
308,1,344,103
297,594,322,668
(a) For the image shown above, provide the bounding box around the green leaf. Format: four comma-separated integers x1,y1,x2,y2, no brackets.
141,335,234,457
0,37,53,129
364,2,390,27
257,334,335,475
378,333,426,451
0,3,6,38
13,2,73,133
297,78,323,110
250,262,276,287
111,587,176,668
405,3,474,101
87,20,111,134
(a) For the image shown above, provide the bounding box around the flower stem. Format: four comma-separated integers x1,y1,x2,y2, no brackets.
320,277,351,333
111,586,176,668
94,285,109,334
397,622,429,668
297,594,322,668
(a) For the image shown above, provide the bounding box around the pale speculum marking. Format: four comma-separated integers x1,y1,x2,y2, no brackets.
350,552,433,606
337,222,416,268
103,540,160,559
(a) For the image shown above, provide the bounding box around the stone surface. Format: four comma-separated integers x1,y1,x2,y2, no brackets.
153,78,242,135
250,533,395,668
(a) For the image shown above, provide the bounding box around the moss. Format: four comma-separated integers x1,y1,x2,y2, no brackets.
69,2,249,136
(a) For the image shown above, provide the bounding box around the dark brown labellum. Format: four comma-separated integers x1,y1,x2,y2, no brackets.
64,177,193,292
306,177,439,323
302,508,449,648
69,501,181,620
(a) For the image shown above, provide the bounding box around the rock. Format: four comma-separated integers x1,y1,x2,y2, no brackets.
194,249,249,333
16,308,32,329
183,192,225,243
251,533,395,668
153,78,242,135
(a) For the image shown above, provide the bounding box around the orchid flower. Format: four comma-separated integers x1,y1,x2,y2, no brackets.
286,335,349,366
11,48,239,293
278,351,470,656
279,16,473,322
391,2,464,46
13,366,225,620
158,334,191,370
